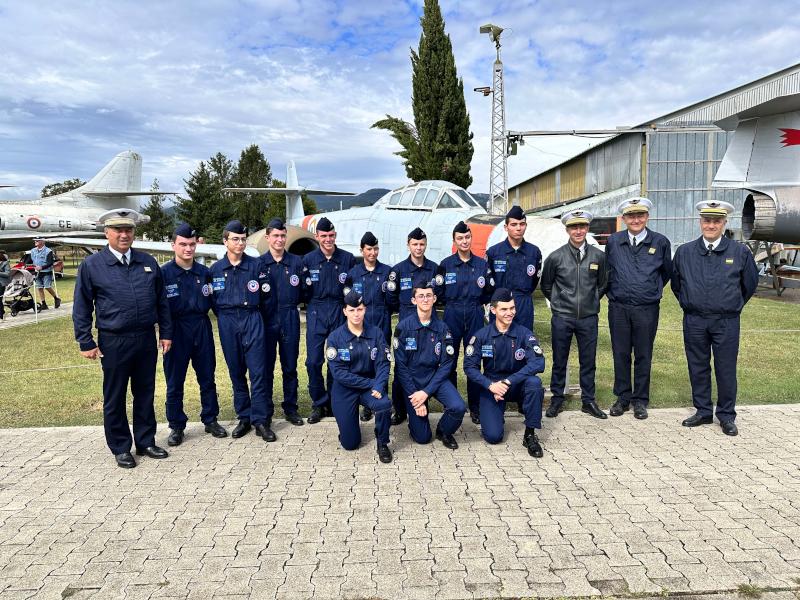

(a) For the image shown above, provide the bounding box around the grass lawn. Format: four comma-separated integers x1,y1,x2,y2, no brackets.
1,277,798,428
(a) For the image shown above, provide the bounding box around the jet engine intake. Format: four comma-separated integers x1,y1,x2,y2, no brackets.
248,224,318,256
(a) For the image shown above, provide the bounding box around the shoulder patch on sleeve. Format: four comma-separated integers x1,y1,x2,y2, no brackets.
325,346,337,360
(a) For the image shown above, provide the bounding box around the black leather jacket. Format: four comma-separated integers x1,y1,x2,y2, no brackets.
540,243,608,319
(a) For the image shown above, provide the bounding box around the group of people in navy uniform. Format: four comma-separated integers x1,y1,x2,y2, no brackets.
73,195,758,469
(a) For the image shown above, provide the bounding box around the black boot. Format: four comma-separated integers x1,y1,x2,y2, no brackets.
523,427,543,458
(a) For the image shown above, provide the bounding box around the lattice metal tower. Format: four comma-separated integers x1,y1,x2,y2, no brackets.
481,24,508,215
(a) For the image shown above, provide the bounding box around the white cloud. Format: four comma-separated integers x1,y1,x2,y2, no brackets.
0,0,799,202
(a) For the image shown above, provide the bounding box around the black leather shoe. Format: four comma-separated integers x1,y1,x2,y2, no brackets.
136,446,168,459
284,413,305,426
523,429,544,458
720,421,738,436
633,403,648,420
469,411,480,425
360,407,374,422
435,429,458,450
545,399,564,418
204,421,228,438
255,423,277,442
682,413,713,427
307,407,325,424
377,444,393,463
231,420,252,438
38,303,48,311
54,297,62,309
609,399,629,417
167,429,184,446
115,452,136,469
581,401,608,419
390,412,406,426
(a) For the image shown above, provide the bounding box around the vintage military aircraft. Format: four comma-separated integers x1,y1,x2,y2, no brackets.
0,151,170,252
56,161,582,264
713,92,800,292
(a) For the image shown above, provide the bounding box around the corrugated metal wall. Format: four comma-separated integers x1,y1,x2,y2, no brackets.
644,131,744,245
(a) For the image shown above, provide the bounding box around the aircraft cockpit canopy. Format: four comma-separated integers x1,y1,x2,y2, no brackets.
383,181,482,211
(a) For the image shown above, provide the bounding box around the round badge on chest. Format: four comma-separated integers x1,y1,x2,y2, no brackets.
514,348,526,360
338,272,347,284
527,264,536,277
290,274,300,286
477,276,485,288
247,280,259,292
370,347,378,361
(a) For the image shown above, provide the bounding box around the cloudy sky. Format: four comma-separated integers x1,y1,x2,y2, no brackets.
1,0,799,201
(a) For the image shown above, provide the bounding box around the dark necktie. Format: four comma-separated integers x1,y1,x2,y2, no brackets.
632,238,637,248
122,255,128,266
707,244,713,253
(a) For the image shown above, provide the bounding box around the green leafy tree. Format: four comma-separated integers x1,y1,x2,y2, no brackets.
372,0,473,188
138,179,174,241
175,157,234,243
41,178,86,197
233,144,272,231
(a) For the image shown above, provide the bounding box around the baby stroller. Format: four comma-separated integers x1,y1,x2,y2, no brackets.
2,268,36,316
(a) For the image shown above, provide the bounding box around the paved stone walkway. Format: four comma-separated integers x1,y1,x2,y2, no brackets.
1,405,799,600
0,302,72,330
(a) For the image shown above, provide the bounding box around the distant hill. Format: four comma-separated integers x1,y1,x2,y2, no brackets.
308,188,390,213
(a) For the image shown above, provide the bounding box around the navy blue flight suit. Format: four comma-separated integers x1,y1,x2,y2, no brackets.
671,236,758,422
260,251,304,417
394,312,466,443
303,247,356,410
436,253,493,416
73,247,173,455
326,323,392,450
606,229,672,407
210,253,273,426
463,322,545,444
161,259,220,431
386,256,441,418
486,239,542,331
345,260,392,343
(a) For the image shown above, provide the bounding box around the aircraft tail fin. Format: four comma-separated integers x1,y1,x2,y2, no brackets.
713,104,800,193
285,161,305,223
68,151,143,209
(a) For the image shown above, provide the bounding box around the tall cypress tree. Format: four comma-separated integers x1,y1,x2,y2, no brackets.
175,158,234,243
373,0,474,188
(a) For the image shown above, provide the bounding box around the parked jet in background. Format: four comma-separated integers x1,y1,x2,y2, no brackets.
55,161,585,264
713,93,800,243
0,151,170,252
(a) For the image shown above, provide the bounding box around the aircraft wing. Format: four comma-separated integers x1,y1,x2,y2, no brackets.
0,230,105,243
49,237,259,260
224,187,354,196
82,191,178,197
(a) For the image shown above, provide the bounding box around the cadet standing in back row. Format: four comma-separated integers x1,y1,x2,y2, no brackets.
486,205,542,332
605,198,672,421
344,231,392,423
671,200,758,436
73,209,173,469
437,221,493,424
303,217,356,424
210,220,276,443
259,218,306,427
161,224,227,446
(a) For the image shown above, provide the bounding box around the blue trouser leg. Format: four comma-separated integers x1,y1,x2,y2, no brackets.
305,307,329,409
242,312,269,425
711,316,740,423
364,390,392,445
163,323,191,431
278,309,301,415
549,313,574,402
683,313,714,418
405,387,433,444
193,318,220,424
510,377,544,429
513,294,535,332
631,304,659,405
432,380,466,436
575,314,599,404
608,302,633,405
478,389,505,444
332,383,391,449
218,315,251,422
609,303,659,406
100,331,157,454
391,376,407,418
263,320,279,412
445,306,483,415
